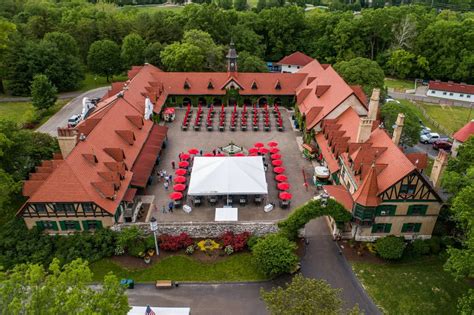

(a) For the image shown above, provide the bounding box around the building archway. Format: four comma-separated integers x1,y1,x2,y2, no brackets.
198,97,207,106
274,97,282,106
213,98,222,106
258,97,268,107
183,97,192,106
243,98,252,106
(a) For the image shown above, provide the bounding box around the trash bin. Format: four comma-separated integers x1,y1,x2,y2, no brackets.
120,279,134,289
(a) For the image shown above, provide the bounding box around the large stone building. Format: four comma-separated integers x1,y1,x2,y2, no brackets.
18,44,444,240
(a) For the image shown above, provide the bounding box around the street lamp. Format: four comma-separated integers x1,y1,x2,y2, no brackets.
150,217,159,256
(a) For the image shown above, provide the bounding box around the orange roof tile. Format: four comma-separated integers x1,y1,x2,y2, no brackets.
453,120,474,143
352,165,381,207
315,133,340,173
277,52,314,66
323,185,354,211
405,152,428,170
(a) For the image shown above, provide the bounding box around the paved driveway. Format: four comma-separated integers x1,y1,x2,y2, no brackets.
125,218,380,315
36,87,109,136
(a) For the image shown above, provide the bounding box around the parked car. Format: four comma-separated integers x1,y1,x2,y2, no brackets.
420,133,449,144
67,114,81,127
433,140,452,151
420,127,431,135
385,97,400,104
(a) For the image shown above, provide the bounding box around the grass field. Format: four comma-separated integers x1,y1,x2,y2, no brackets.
352,257,471,315
420,103,471,134
90,253,268,282
79,73,128,92
0,99,70,126
384,78,415,91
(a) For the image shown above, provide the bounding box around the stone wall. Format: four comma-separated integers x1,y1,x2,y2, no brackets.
115,221,280,238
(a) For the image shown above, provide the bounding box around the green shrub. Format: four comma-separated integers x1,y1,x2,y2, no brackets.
252,234,299,277
427,236,442,254
412,239,430,256
128,240,146,258
145,235,156,250
375,236,406,260
247,235,262,250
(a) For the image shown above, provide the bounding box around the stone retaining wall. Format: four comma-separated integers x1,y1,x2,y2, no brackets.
115,221,280,238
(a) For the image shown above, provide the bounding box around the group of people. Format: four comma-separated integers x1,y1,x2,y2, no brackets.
156,169,173,190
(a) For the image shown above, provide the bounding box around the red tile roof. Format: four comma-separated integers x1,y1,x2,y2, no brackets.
323,185,354,211
277,52,314,66
429,81,474,94
350,85,368,107
405,152,428,170
453,120,474,143
352,165,380,207
315,133,340,173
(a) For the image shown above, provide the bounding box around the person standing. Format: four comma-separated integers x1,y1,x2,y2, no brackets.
200,149,203,156
168,201,174,213
164,181,169,190
169,174,173,183
171,160,176,169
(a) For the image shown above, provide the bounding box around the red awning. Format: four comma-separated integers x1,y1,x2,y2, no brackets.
131,125,168,187
123,188,137,202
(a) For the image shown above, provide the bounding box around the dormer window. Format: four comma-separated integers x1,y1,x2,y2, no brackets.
251,81,258,90
208,81,214,89
275,81,281,90
184,80,190,90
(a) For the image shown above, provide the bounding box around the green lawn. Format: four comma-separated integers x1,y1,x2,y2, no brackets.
352,257,471,315
0,101,35,124
0,99,70,126
79,73,128,92
384,78,414,91
395,99,440,133
90,253,268,282
420,103,471,134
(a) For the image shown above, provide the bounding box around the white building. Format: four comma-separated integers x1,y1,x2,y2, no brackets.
276,51,314,73
427,80,474,102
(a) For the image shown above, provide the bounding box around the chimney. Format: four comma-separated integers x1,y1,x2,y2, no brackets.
356,118,373,143
368,88,380,120
430,150,449,188
392,113,405,146
57,128,78,158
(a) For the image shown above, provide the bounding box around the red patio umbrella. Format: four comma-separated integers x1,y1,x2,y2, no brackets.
188,148,199,155
268,141,278,147
275,174,288,182
234,153,245,156
277,182,290,190
173,184,186,192
272,159,283,166
248,148,259,154
215,153,225,157
271,153,281,160
169,191,183,200
174,176,186,183
180,153,190,160
274,167,285,174
259,147,269,154
175,168,187,176
279,192,292,200
203,152,214,157
254,142,264,148
270,147,280,154
249,152,258,156
178,161,189,168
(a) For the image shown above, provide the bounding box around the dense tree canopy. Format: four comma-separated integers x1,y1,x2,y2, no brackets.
0,258,130,314
87,39,122,82
334,57,385,95
121,33,146,69
31,74,57,111
380,102,421,146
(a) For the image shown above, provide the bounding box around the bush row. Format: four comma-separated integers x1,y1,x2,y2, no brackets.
375,235,445,260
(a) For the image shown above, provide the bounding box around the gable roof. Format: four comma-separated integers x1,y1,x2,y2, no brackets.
429,81,474,94
277,52,314,66
453,120,474,143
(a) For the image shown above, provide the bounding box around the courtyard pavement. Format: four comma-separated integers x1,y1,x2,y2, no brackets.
146,108,316,222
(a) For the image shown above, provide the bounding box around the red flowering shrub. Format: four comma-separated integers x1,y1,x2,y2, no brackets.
219,231,251,252
159,233,193,251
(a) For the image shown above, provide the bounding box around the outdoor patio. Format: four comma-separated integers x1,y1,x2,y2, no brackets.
145,108,316,223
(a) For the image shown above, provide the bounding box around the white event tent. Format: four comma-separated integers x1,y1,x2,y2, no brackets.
187,156,268,196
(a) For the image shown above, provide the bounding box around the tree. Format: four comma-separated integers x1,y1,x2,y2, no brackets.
234,0,248,11
87,40,122,82
160,42,204,72
391,15,417,50
375,235,406,260
238,51,268,72
31,74,57,111
182,29,224,71
121,33,146,70
0,258,130,314
218,0,233,9
386,49,416,79
0,18,16,93
257,0,267,11
380,102,421,146
261,274,361,315
144,42,164,68
334,57,385,96
251,234,298,276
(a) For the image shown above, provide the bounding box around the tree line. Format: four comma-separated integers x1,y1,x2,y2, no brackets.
0,1,472,96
